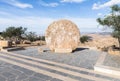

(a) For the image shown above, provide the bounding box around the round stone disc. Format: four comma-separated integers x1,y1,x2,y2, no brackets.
45,19,80,53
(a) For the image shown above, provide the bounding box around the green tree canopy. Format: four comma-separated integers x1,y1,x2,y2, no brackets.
1,26,27,39
25,32,37,42
97,5,120,48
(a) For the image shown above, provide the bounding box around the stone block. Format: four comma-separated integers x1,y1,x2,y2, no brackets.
0,40,12,47
55,48,72,53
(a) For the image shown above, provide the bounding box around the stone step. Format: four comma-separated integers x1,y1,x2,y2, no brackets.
0,54,78,81
0,52,115,81
0,53,111,81
3,51,120,80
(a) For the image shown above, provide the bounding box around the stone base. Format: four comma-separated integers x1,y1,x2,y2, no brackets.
108,50,120,55
55,48,72,53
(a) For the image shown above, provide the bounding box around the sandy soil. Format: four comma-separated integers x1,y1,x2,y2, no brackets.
80,34,119,49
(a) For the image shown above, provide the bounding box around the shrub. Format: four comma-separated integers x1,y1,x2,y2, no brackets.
80,35,90,43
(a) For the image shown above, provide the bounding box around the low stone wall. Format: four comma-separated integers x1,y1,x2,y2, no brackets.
108,48,120,55
0,40,12,48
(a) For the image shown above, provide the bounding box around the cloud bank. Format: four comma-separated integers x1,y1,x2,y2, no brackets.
92,0,120,10
38,0,59,7
0,0,33,9
61,0,85,3
0,15,98,34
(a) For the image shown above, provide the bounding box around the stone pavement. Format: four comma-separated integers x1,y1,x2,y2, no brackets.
104,54,120,68
0,47,120,81
12,47,101,70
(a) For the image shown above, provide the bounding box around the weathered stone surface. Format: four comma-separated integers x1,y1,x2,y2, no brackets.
45,19,80,53
23,40,31,44
0,40,12,47
108,47,120,55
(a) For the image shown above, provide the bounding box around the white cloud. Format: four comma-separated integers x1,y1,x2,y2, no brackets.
0,11,11,16
0,15,99,34
39,0,59,7
1,0,33,9
92,0,120,10
67,17,98,28
0,16,55,34
97,13,102,16
61,0,85,3
41,3,59,7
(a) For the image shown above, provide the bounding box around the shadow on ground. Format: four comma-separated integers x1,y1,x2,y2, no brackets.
8,47,26,51
73,47,89,53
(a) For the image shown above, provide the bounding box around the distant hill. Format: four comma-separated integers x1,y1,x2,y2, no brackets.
81,32,111,35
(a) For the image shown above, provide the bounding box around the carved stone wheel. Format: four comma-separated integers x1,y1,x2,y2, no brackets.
45,19,80,53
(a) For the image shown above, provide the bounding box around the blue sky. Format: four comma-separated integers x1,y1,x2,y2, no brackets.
0,0,120,35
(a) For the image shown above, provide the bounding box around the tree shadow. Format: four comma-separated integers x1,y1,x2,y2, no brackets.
72,47,89,53
8,47,25,51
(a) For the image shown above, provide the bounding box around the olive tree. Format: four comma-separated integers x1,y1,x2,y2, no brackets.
1,26,27,40
25,32,37,42
97,5,120,48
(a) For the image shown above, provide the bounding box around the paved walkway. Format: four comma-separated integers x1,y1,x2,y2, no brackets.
104,54,120,68
0,47,120,81
12,47,101,70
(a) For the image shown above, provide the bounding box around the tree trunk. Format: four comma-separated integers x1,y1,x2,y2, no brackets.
118,38,120,49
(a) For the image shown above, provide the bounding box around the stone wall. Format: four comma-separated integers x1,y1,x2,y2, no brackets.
0,40,12,48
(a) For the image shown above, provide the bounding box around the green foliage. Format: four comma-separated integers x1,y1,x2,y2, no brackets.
40,36,45,41
1,26,27,39
25,32,37,42
97,5,120,48
1,26,46,42
80,35,90,43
